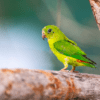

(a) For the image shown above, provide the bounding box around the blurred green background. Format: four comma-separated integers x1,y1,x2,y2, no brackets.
0,0,99,74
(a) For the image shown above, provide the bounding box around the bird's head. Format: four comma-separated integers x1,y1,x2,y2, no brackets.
42,25,60,40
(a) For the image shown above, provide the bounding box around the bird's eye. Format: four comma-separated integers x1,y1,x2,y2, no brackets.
48,29,52,33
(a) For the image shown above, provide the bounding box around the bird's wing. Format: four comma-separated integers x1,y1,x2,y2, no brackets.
64,36,77,45
53,40,92,62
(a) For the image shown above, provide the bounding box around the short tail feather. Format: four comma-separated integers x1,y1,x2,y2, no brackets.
82,55,96,68
83,62,96,68
83,55,96,65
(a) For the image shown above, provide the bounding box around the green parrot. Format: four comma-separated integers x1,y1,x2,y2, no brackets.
42,25,96,72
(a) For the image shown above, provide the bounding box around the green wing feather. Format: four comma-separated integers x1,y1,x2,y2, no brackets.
54,40,93,63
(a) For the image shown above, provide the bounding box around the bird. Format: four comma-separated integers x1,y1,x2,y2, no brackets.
42,25,96,72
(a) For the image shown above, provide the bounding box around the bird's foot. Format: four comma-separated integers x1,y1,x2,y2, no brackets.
60,69,69,72
70,70,79,73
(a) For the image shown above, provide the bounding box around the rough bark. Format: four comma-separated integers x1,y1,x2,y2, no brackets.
89,0,100,30
0,69,100,100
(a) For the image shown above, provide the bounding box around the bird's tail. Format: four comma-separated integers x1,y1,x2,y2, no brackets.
82,55,96,68
82,62,96,68
83,55,96,64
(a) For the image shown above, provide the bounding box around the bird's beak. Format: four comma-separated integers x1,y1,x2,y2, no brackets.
42,31,46,40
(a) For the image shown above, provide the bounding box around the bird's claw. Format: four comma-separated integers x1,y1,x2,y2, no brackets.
60,69,69,72
70,70,79,73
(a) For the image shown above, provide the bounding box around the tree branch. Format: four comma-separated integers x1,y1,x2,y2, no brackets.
89,0,100,30
0,69,100,100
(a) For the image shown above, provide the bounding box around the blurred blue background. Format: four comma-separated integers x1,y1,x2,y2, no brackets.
0,0,99,74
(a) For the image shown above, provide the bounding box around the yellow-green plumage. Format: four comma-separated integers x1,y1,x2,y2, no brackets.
42,25,96,72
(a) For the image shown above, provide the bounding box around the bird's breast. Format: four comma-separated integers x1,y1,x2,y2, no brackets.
48,42,67,63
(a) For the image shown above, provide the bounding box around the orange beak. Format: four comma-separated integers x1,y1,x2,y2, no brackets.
42,32,46,40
